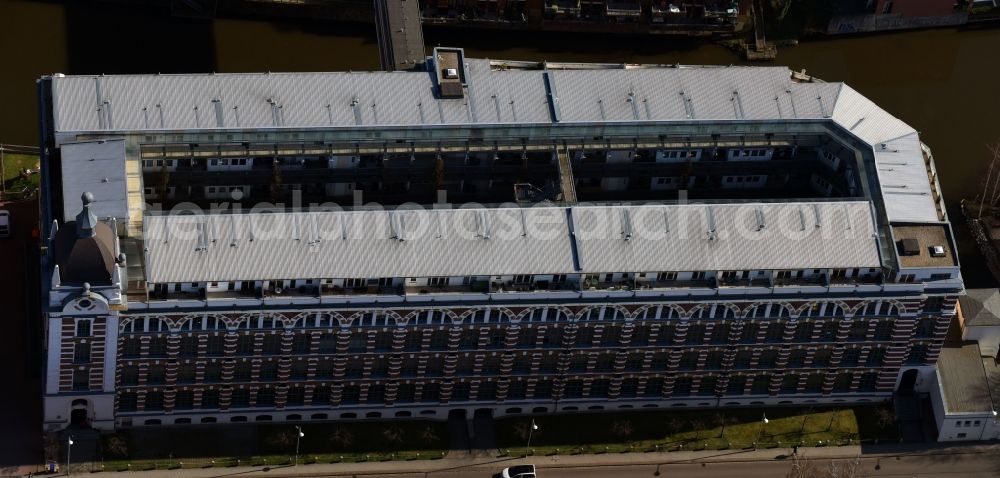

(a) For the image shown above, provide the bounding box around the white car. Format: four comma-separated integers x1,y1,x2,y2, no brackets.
502,464,537,478
668,4,681,12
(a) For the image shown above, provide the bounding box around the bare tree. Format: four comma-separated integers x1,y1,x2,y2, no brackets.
105,435,129,459
329,427,355,449
690,419,705,440
787,456,867,478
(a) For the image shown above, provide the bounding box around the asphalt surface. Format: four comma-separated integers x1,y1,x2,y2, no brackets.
0,198,43,475
310,452,1000,478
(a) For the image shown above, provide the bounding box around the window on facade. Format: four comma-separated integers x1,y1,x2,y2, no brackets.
833,373,852,393
685,324,705,345
179,336,198,357
275,360,300,381
751,375,771,395
316,359,335,378
758,349,779,368
567,354,588,373
340,385,360,405
120,365,139,385
840,348,861,367
259,361,279,381
794,321,813,342
177,363,196,383
236,335,255,355
119,392,138,411
805,374,824,393
848,321,868,341
399,356,419,377
739,322,759,343
76,320,91,337
148,337,168,357
122,338,141,358
726,376,747,395
780,374,800,393
765,322,785,342
866,347,887,366
231,389,250,408
367,384,386,404
204,362,222,382
292,333,311,353
312,386,331,405
595,353,615,373
874,321,894,341
73,342,91,363
72,369,89,390
430,330,450,350
145,391,165,411
702,350,723,370
707,324,728,344
262,335,282,355
787,349,806,368
915,318,936,338
813,349,832,367
574,326,594,347
419,383,441,402
655,324,675,345
643,377,664,397
563,379,584,398
819,321,839,342
147,364,166,384
619,378,639,398
175,390,195,410
542,327,563,348
678,351,699,370
672,377,693,396
907,344,929,364
206,336,225,356
234,361,252,381
404,330,423,351
601,326,622,346
587,379,610,398
318,333,337,353
858,372,878,392
698,376,718,396
732,350,752,368
256,388,276,407
451,382,471,401
281,387,303,406
375,331,395,351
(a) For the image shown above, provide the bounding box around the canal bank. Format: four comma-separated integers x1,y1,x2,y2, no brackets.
1,0,999,286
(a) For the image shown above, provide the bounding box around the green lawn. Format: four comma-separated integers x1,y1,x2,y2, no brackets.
496,405,895,456
1,151,39,192
100,420,448,471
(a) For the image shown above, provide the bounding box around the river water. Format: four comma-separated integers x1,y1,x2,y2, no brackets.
2,0,998,286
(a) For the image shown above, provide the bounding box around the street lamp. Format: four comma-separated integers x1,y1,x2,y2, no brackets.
524,420,538,458
754,413,768,450
67,436,74,475
294,426,304,466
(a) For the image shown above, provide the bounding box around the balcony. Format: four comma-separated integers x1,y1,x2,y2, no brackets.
405,282,489,295
263,284,321,299
320,284,403,297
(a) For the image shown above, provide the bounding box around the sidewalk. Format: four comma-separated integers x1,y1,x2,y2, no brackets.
49,442,1000,478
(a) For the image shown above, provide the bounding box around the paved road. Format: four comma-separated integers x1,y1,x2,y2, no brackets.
0,198,42,476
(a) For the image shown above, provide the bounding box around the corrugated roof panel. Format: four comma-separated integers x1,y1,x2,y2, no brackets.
832,84,915,144
874,132,938,223
60,139,129,222
571,201,880,273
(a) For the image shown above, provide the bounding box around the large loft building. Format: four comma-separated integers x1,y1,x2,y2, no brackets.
37,48,962,431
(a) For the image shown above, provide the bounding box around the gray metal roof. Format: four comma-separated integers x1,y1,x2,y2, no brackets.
959,288,1000,327
937,343,996,413
572,201,880,273
142,201,880,283
59,139,129,223
48,62,933,224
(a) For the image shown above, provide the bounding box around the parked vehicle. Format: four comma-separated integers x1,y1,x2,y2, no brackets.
501,465,537,478
0,210,10,238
